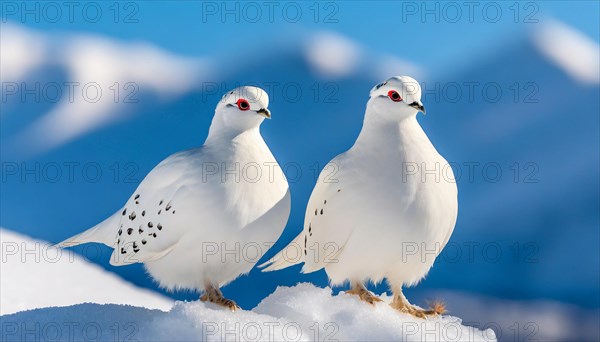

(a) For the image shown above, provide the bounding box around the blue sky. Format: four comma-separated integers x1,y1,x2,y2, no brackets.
6,1,599,71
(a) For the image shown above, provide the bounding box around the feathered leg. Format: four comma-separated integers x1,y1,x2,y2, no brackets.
390,286,445,318
200,283,240,311
345,282,382,305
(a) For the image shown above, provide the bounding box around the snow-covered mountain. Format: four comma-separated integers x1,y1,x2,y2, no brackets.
423,20,599,308
1,23,208,156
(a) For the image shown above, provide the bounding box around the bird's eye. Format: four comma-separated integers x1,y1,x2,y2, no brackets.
237,99,250,111
388,90,402,102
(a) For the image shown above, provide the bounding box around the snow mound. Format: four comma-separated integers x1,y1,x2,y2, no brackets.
0,228,173,315
1,283,496,341
255,284,496,341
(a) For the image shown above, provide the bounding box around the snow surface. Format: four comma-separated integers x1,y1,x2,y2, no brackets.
1,229,494,341
1,283,496,342
0,229,174,315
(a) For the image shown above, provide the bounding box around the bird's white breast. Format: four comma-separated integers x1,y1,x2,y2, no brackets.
141,130,290,290
304,117,457,286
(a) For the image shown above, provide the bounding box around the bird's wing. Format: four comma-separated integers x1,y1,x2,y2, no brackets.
300,154,357,273
261,153,354,273
110,148,219,266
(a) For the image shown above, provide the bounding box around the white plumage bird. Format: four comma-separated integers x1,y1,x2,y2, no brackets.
58,86,290,310
261,76,457,318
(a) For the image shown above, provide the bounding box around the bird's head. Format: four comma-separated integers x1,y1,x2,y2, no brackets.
210,86,271,137
367,76,425,121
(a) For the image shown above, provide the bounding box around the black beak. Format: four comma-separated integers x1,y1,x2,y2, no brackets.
409,101,426,115
256,108,271,119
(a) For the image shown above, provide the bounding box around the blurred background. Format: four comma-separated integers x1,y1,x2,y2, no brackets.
1,1,598,340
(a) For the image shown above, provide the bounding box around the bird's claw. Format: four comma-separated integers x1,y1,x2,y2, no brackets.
346,286,382,306
219,298,240,312
200,288,241,312
391,300,446,319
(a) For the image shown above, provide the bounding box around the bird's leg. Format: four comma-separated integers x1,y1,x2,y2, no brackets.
200,284,240,311
345,282,382,305
390,287,445,319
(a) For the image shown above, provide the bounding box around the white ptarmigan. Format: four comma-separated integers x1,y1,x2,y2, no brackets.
261,76,457,318
58,86,290,311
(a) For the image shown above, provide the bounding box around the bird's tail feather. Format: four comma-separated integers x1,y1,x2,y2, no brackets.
259,233,304,272
55,212,120,248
